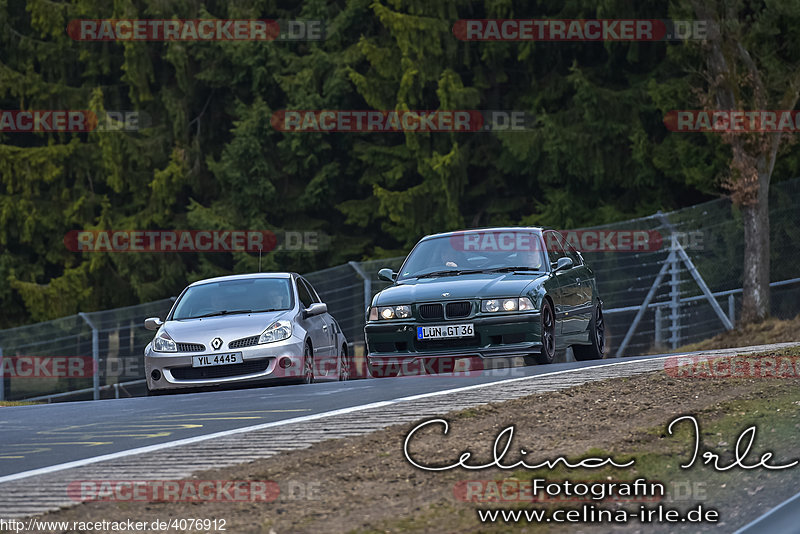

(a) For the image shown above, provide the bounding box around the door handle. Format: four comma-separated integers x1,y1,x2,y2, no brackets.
576,278,581,285
322,325,328,331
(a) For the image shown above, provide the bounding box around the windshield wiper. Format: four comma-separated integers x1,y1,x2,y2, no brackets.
193,309,254,318
415,269,488,279
486,266,542,273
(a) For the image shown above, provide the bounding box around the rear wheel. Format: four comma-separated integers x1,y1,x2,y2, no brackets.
573,301,605,361
339,345,350,381
535,299,556,364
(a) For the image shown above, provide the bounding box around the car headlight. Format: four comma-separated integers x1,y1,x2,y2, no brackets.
153,331,177,352
259,320,292,344
375,305,411,320
481,297,535,313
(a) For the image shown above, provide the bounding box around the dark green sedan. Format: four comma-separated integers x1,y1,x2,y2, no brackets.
365,228,605,376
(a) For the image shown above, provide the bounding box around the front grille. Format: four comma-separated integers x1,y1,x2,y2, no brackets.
171,358,271,380
445,301,472,318
229,336,259,349
418,303,444,320
176,342,205,352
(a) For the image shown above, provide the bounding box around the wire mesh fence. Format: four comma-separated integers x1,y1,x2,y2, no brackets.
1,179,798,401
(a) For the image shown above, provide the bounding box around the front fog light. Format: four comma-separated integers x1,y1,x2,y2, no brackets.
259,320,292,344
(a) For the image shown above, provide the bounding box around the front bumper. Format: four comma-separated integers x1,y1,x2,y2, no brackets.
365,312,542,371
145,336,306,391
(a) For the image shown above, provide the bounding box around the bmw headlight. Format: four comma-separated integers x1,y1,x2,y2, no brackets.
259,320,292,344
374,305,411,320
153,331,177,352
481,297,535,313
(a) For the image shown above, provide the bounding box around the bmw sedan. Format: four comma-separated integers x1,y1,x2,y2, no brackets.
144,273,349,394
365,228,605,376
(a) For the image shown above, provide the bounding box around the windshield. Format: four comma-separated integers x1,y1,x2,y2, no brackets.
397,231,547,280
170,278,294,320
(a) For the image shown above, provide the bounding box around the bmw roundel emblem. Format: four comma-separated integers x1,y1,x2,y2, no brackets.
442,292,450,297
211,337,223,350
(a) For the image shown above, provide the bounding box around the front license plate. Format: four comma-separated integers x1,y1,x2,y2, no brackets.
417,324,474,340
192,353,243,367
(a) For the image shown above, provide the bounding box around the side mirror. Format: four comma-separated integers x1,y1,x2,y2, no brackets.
303,302,328,318
553,257,573,272
377,268,397,282
144,317,164,331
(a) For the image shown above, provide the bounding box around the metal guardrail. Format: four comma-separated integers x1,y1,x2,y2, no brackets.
605,276,800,314
19,341,367,403
24,379,147,403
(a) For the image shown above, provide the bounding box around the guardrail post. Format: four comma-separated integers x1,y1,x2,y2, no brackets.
728,294,736,327
669,235,681,349
654,307,662,347
0,345,4,401
348,261,371,313
79,312,100,400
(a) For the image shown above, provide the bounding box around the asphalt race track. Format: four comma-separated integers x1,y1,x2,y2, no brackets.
2,343,800,532
0,354,663,477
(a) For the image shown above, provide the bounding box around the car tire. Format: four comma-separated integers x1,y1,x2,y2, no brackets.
535,299,556,364
339,344,350,381
573,300,606,361
302,343,315,384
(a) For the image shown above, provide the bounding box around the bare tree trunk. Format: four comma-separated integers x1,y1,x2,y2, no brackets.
740,176,770,322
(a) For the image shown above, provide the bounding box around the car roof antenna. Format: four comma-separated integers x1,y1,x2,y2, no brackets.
259,246,262,272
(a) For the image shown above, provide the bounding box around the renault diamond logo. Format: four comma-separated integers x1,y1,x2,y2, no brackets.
211,337,223,350
442,292,450,297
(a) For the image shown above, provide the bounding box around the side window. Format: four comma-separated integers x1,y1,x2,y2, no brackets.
563,241,582,266
296,278,314,308
302,278,322,303
543,230,566,265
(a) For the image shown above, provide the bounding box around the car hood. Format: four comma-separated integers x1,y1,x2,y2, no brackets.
374,273,546,305
161,310,291,342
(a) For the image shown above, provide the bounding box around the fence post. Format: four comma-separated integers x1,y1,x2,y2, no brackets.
79,312,100,400
654,307,662,347
348,261,372,313
728,294,736,327
0,345,4,402
669,235,681,349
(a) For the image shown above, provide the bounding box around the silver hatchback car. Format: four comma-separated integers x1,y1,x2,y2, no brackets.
144,273,349,394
